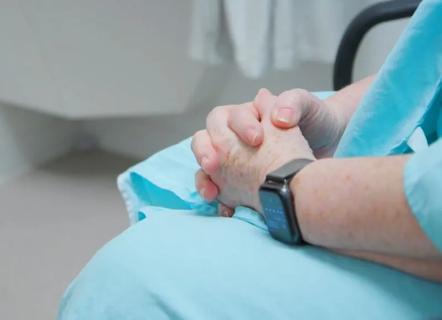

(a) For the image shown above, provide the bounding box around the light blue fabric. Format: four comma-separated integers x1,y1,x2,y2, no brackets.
59,137,442,320
59,111,442,319
59,1,442,318
335,0,442,252
59,211,442,320
335,0,442,157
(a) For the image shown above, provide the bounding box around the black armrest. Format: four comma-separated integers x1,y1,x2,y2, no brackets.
333,0,421,90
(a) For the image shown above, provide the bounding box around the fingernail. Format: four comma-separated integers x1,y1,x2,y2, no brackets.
275,107,293,124
200,188,207,198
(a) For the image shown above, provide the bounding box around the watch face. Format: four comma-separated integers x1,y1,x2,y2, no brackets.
259,189,295,244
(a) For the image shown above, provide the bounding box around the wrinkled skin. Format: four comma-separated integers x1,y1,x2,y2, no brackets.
191,89,316,215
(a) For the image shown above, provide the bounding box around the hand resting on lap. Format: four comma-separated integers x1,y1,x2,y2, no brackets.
191,89,315,214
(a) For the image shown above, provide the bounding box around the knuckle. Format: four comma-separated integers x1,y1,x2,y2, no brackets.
194,170,204,189
195,168,204,179
292,88,309,96
230,105,255,126
191,130,205,154
228,107,245,124
207,105,228,122
206,106,231,136
194,129,206,137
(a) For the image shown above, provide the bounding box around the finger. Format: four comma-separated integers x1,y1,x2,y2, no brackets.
227,102,264,147
253,88,277,119
206,106,238,156
191,130,219,175
195,169,219,201
218,203,234,217
271,88,312,128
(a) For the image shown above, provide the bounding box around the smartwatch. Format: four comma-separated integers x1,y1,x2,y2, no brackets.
259,158,313,245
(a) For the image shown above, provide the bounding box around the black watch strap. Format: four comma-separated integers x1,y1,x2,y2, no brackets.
266,158,314,184
260,158,313,245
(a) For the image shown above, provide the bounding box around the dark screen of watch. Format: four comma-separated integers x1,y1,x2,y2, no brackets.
259,190,294,244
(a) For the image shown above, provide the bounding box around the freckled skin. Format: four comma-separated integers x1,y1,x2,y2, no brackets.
292,156,442,281
209,124,314,212
197,75,442,281
213,130,442,280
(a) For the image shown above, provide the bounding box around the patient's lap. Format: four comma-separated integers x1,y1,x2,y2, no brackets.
59,211,442,320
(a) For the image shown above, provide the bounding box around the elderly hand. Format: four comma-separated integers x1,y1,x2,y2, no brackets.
219,88,344,158
191,89,315,215
193,88,345,207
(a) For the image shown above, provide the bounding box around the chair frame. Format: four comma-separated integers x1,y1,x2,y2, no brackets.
333,0,421,90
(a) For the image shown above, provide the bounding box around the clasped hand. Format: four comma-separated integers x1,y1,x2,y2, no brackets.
191,88,343,216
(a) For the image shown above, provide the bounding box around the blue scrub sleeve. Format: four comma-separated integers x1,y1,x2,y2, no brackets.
405,138,442,251
335,0,442,157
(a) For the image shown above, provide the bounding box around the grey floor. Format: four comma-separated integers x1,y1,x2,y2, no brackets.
0,151,136,320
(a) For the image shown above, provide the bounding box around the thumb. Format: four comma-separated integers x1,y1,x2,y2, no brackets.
271,89,312,129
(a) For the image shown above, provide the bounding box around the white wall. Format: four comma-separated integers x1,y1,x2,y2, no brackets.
0,103,77,183
0,0,208,118
354,18,410,81
0,2,412,177
0,0,398,120
83,60,332,159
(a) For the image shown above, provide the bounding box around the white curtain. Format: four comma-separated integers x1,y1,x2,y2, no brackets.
190,0,378,78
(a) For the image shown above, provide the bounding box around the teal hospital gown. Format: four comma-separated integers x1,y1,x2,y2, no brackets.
58,1,442,319
334,0,442,251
